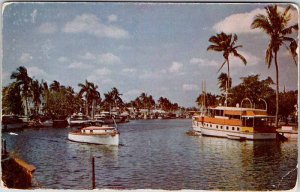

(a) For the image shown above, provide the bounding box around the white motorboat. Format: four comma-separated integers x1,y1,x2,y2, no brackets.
68,124,119,146
194,106,277,140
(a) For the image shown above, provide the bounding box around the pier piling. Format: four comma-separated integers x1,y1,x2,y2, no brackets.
92,157,95,189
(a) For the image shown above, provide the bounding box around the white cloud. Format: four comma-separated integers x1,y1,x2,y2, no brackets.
169,62,183,73
95,68,112,76
63,14,129,39
124,89,142,96
182,84,199,91
123,89,144,101
108,14,118,22
122,68,137,73
97,53,121,64
190,58,219,66
213,6,298,34
58,56,69,63
190,51,259,70
38,22,57,34
139,70,161,79
30,9,37,23
80,52,96,60
230,50,260,67
19,53,33,63
68,62,93,69
27,66,47,78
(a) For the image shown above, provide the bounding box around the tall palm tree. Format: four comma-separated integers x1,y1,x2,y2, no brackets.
207,32,247,89
31,79,43,115
251,5,298,127
10,66,32,116
78,80,100,117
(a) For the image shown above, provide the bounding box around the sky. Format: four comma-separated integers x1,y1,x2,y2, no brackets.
1,2,299,107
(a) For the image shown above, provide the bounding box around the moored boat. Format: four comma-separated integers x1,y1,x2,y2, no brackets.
67,113,91,126
192,114,202,133
194,106,277,140
68,125,119,146
2,115,25,131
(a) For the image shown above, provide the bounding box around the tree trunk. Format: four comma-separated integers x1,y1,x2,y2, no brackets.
274,51,279,128
226,59,230,107
25,96,29,121
227,59,230,85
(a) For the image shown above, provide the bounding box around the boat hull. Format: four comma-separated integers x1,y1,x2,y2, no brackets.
68,132,119,146
2,123,24,131
200,126,276,140
192,116,201,133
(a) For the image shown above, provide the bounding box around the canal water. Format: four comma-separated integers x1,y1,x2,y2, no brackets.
2,119,298,190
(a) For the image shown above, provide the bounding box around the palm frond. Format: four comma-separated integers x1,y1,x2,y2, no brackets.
251,14,273,34
282,24,298,35
233,50,247,65
207,45,223,52
217,60,227,73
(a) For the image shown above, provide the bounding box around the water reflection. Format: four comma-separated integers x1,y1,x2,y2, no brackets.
2,120,297,190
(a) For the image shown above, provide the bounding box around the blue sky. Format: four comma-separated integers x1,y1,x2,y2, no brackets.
2,2,298,107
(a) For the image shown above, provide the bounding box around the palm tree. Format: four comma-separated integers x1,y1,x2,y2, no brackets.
50,80,61,92
218,73,231,92
251,5,298,127
207,32,247,89
31,79,43,115
78,80,101,117
103,87,123,113
10,66,32,116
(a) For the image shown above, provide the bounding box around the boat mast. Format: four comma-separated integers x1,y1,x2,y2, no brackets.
201,80,206,114
225,81,228,107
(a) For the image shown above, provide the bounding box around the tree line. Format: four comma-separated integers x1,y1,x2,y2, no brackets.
2,66,182,119
196,73,298,124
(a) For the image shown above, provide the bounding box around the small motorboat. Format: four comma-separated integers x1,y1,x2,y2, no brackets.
68,124,119,146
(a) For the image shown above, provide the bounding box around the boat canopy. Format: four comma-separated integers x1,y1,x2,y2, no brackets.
208,106,268,117
82,126,115,130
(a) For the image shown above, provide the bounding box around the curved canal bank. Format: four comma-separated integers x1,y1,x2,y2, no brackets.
2,119,297,190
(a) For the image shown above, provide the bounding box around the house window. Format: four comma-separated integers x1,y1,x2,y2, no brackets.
220,126,223,129
226,126,229,130
232,127,235,131
90,130,93,133
210,124,212,127
216,125,218,129
237,127,240,131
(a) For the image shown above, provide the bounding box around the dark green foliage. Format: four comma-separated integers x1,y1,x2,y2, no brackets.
2,83,24,115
